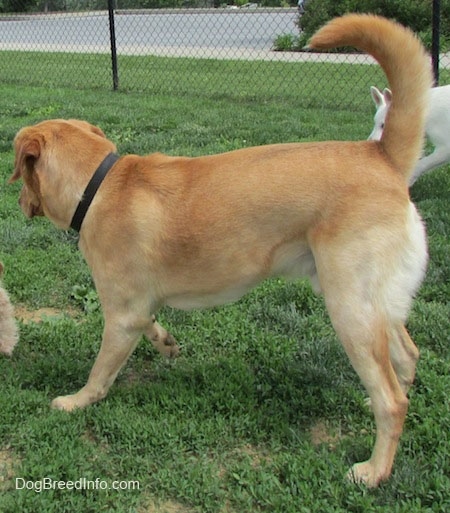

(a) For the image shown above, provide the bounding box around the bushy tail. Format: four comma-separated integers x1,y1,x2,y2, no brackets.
309,14,433,182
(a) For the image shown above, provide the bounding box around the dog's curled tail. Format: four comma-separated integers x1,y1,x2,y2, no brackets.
309,14,433,183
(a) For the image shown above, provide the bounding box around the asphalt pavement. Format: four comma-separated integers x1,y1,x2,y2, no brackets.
0,9,448,66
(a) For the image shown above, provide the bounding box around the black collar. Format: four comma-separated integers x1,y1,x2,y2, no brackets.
70,153,120,232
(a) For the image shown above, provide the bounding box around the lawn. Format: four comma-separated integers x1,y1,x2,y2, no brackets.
0,54,449,513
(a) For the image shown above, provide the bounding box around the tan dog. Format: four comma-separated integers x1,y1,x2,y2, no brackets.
10,14,432,487
0,262,19,356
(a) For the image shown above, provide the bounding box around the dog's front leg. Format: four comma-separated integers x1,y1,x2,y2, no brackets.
51,320,142,411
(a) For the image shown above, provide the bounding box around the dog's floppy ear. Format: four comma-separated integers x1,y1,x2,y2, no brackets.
9,131,43,184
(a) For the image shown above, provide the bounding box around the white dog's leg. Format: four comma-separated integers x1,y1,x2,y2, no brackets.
410,147,450,184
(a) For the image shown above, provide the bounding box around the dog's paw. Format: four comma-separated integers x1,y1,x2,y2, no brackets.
159,333,180,358
347,461,385,488
51,395,81,412
146,319,180,358
164,333,181,358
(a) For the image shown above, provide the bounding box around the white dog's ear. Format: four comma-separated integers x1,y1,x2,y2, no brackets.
382,88,393,106
9,130,43,184
370,86,385,108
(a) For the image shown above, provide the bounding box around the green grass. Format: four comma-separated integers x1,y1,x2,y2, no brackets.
0,50,389,108
0,54,449,513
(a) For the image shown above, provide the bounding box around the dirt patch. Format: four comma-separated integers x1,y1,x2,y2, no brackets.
138,499,194,513
0,448,18,491
236,443,272,468
15,305,79,324
139,499,234,513
310,420,343,449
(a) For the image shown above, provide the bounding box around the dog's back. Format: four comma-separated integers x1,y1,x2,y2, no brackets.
309,14,432,184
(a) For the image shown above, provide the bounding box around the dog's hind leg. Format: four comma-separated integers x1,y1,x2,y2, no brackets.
364,324,419,410
324,295,409,487
144,315,180,358
311,202,426,486
313,236,421,486
388,325,419,396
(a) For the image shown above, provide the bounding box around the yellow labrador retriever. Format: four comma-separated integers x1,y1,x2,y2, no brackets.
10,14,432,487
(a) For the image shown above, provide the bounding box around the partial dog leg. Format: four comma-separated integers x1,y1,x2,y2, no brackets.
52,318,143,411
145,315,180,358
0,262,19,356
410,146,450,184
316,257,410,489
364,325,419,409
331,310,408,487
389,325,419,396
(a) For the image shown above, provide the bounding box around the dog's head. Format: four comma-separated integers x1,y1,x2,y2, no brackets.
9,119,116,229
368,86,392,141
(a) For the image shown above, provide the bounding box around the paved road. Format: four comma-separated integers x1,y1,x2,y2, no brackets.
1,10,448,66
0,9,298,54
0,10,379,63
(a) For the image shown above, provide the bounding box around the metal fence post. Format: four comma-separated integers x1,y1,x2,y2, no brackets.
432,0,440,85
108,0,119,91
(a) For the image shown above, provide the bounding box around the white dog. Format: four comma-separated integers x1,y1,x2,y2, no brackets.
369,84,450,185
0,262,18,356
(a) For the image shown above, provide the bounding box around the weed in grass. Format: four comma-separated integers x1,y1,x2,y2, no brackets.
70,285,100,314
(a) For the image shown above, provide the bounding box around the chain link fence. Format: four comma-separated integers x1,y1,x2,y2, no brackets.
0,3,448,109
